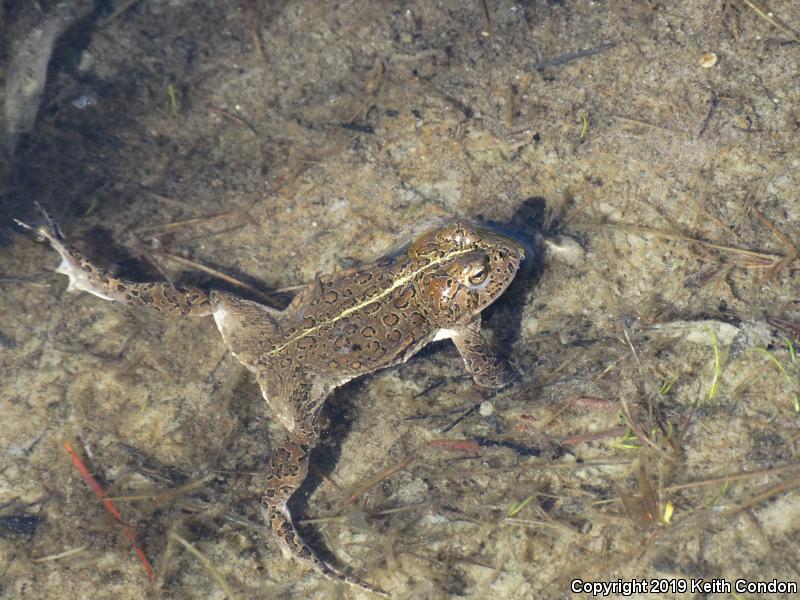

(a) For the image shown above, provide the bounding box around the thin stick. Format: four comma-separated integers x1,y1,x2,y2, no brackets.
738,0,800,42
209,106,257,135
767,318,800,343
245,0,268,64
593,462,800,505
429,439,483,453
610,114,678,134
298,502,428,525
133,212,241,235
32,545,90,563
440,402,481,433
527,42,616,71
719,473,800,518
340,456,415,508
169,532,234,598
346,58,385,123
544,395,616,428
107,0,143,23
618,396,665,456
63,442,154,580
108,475,212,504
560,426,627,447
583,223,785,262
176,224,249,246
622,324,642,368
480,0,493,36
156,251,282,307
0,276,50,286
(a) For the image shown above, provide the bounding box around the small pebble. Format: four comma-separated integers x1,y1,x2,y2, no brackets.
699,53,718,68
479,400,494,416
70,94,97,110
543,234,584,266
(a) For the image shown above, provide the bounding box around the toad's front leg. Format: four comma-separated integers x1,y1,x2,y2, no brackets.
15,203,211,316
450,318,517,388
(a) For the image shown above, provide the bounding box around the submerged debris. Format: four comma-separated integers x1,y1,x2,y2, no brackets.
2,1,92,156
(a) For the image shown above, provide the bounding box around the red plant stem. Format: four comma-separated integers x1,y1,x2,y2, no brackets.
63,442,155,581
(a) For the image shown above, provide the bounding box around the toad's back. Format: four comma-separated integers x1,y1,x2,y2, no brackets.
275,260,433,379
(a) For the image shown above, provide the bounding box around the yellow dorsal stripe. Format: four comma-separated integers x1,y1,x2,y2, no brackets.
266,245,478,356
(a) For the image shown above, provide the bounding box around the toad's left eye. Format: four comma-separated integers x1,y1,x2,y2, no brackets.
468,264,488,285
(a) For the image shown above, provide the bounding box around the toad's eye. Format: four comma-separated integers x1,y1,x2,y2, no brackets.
468,264,488,285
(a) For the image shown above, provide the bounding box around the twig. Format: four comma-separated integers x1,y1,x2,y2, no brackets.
738,0,800,42
560,426,627,447
440,402,480,433
340,455,415,508
156,251,282,307
707,328,722,400
622,323,642,368
696,93,719,138
107,0,144,23
169,532,234,598
754,209,799,283
108,475,213,505
583,222,786,264
346,58,385,124
245,0,268,64
32,545,90,563
298,502,428,525
544,396,616,428
618,397,669,457
610,114,679,134
480,0,493,36
526,42,616,71
209,106,257,135
171,224,250,247
0,275,50,286
718,473,800,518
132,211,245,236
768,317,800,343
63,442,154,581
592,462,800,506
428,439,483,453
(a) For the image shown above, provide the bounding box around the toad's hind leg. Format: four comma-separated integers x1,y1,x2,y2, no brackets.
15,204,211,317
262,417,387,596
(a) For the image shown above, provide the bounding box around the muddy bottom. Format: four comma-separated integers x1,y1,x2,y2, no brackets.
1,1,799,599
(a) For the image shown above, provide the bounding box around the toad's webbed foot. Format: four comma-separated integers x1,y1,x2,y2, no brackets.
15,202,211,316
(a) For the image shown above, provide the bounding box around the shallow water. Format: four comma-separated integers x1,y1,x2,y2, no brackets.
1,1,799,599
